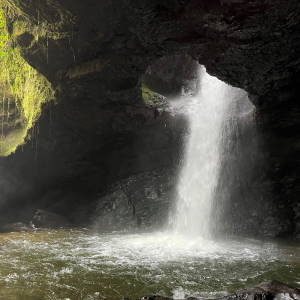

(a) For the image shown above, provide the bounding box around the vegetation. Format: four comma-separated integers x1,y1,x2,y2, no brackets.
142,84,167,108
0,2,54,156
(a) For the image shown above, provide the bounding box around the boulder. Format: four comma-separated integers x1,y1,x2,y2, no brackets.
92,169,177,232
31,209,70,229
127,281,299,300
0,222,34,233
225,281,300,300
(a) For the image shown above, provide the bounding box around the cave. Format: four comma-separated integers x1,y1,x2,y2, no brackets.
0,0,299,299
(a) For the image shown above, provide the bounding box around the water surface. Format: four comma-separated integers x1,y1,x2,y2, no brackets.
0,230,299,300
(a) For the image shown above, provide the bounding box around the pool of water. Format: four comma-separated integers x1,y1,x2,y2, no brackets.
0,230,299,300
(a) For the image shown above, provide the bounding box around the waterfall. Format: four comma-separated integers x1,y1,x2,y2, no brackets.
173,67,251,238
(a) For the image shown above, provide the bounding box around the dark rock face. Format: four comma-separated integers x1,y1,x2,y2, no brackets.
0,85,186,227
143,55,200,97
31,209,70,229
0,0,299,237
0,222,33,233
0,209,70,231
93,169,177,232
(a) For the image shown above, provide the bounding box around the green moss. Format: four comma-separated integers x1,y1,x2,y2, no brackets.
142,84,167,108
11,20,28,36
0,3,54,156
5,0,75,41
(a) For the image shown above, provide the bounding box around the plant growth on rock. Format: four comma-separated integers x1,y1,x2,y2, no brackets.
0,1,54,156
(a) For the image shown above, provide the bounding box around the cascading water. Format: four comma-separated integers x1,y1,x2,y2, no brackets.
173,66,250,238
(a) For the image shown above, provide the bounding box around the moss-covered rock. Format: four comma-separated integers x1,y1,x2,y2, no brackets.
142,84,168,109
0,2,54,156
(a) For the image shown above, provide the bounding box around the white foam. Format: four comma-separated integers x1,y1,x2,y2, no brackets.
172,67,250,238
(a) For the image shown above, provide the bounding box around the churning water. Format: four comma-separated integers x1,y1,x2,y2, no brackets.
173,67,251,237
0,230,299,299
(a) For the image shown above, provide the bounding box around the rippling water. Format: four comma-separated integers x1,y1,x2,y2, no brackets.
0,230,299,300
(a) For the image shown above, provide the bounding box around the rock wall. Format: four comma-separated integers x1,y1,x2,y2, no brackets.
0,0,299,237
0,82,186,226
143,55,199,97
92,168,177,232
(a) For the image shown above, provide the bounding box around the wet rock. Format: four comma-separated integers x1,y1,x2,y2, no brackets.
143,55,199,97
92,169,177,232
93,189,136,231
31,209,70,229
225,281,300,300
15,32,34,48
129,281,300,300
0,222,34,233
135,297,172,300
